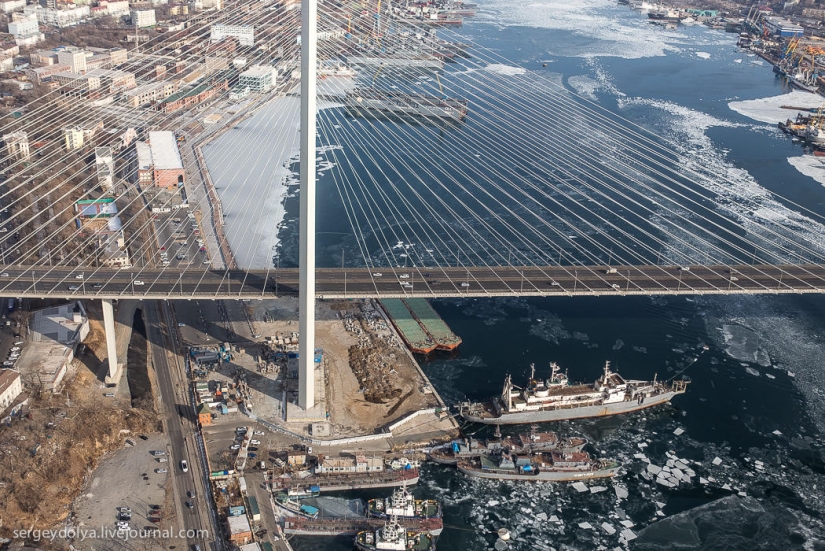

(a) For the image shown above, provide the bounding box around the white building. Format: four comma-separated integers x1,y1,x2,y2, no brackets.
95,146,114,190
3,130,30,161
0,0,26,13
21,302,89,393
131,8,155,27
238,65,276,93
8,16,43,46
36,6,90,27
104,0,130,16
0,370,23,414
58,49,87,73
64,127,84,150
210,23,254,46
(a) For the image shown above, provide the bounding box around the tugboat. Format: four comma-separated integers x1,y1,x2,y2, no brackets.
367,483,442,520
459,361,688,425
354,515,436,550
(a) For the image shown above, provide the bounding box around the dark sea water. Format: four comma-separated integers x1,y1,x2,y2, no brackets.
287,1,825,549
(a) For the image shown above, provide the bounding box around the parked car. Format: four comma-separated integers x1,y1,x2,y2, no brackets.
230,444,240,450
248,453,257,458
151,450,166,456
104,393,115,397
250,439,260,445
154,468,168,474
253,430,264,436
187,490,195,498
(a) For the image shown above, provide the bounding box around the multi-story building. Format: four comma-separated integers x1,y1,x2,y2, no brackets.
135,131,184,188
58,48,87,73
30,48,59,66
3,130,30,160
37,6,90,27
25,302,89,393
160,78,227,112
64,126,84,150
0,370,23,416
0,0,26,13
238,65,276,93
52,71,102,94
95,147,114,190
210,23,254,46
26,63,70,84
8,16,43,46
131,8,155,27
123,80,176,107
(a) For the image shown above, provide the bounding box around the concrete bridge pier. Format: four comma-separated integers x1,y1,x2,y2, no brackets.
102,299,122,384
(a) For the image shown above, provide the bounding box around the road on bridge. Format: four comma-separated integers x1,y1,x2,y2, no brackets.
0,264,823,298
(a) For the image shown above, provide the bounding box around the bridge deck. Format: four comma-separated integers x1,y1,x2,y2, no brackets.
0,264,822,299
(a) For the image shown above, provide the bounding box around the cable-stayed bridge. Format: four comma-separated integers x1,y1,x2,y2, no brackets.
4,0,825,402
3,264,825,299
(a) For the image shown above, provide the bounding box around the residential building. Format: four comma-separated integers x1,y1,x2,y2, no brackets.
131,8,155,27
238,65,276,93
58,48,86,73
37,6,90,27
95,147,114,190
8,16,43,46
197,402,212,426
30,49,59,66
313,454,383,474
98,0,130,16
135,131,184,188
3,130,30,160
22,302,89,393
52,71,102,94
64,126,84,150
210,23,254,46
0,370,23,413
160,78,228,113
123,80,176,107
26,63,70,84
99,231,130,267
227,515,252,545
0,0,26,13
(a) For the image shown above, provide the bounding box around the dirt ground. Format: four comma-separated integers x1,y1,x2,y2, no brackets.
0,302,160,544
249,298,441,437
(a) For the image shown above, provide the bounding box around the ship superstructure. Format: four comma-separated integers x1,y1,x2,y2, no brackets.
354,514,435,550
368,483,442,519
460,361,688,424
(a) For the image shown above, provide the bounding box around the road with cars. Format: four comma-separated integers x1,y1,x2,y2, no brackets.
144,300,221,550
0,263,825,299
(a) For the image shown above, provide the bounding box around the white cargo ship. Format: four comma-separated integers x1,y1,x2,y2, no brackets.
459,361,688,425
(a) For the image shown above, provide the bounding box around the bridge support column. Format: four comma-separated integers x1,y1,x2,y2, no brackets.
298,0,317,411
102,299,121,383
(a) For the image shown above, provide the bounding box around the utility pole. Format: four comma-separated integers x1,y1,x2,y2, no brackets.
298,0,318,411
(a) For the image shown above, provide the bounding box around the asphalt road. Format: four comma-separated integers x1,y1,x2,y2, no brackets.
144,300,222,550
0,263,824,299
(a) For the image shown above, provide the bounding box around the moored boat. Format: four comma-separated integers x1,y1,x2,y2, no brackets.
367,484,442,519
428,426,587,465
457,449,620,482
354,515,436,550
459,361,688,425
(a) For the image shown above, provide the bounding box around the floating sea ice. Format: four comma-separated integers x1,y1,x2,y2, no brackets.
647,464,662,475
536,512,548,521
695,52,711,59
673,427,685,436
590,486,608,494
745,367,760,377
722,483,732,490
734,59,742,63
699,477,709,485
572,482,589,493
614,485,629,499
620,520,634,528
712,457,723,466
772,430,783,436
548,515,560,523
620,528,637,541
488,500,500,507
637,442,648,449
788,371,795,378
655,501,665,509
578,522,593,530
602,522,617,535
656,510,666,517
634,453,650,463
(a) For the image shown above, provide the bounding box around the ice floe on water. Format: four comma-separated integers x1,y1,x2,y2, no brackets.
484,63,527,76
720,323,772,367
694,51,711,59
567,75,602,99
728,90,823,125
787,155,825,187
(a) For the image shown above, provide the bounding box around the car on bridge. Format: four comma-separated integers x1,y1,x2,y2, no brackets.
133,280,145,286
372,273,383,277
